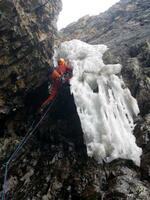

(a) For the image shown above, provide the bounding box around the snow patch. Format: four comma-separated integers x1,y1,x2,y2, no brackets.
57,39,142,166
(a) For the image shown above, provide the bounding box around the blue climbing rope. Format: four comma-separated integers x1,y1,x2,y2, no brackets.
2,164,8,200
1,96,57,200
6,120,35,165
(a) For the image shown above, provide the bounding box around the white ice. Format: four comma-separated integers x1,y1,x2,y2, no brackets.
56,39,142,166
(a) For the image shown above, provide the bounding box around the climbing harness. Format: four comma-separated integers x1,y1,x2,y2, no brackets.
1,96,57,200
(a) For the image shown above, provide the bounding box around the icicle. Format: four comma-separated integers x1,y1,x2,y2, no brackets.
56,39,142,166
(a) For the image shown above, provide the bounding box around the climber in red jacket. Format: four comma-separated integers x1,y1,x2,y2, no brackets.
41,58,72,110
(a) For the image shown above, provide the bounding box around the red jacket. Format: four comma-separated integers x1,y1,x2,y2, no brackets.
42,63,72,107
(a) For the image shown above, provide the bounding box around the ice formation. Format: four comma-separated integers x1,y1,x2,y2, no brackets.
56,39,142,166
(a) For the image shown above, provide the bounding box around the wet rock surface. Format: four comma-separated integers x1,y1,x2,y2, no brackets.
0,0,150,199
134,114,150,180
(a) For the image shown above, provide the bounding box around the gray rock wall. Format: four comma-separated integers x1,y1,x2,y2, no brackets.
0,0,62,136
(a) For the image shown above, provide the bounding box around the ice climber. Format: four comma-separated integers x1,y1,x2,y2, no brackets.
40,58,72,110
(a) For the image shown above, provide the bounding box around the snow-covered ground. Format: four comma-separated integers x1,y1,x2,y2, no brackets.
56,39,142,166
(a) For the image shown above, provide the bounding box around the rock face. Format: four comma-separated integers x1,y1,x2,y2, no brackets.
60,0,150,182
60,0,150,48
0,0,62,137
0,0,150,199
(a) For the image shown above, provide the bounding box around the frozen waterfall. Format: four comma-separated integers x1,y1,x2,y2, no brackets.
56,39,142,166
